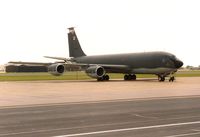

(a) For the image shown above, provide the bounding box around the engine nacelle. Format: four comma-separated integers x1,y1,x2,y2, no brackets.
85,66,105,78
48,63,65,76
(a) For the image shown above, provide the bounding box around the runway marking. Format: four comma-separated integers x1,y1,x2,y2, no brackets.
192,129,200,132
133,113,158,119
164,132,200,137
54,121,200,137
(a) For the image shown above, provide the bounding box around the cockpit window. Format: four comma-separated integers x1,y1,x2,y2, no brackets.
162,58,166,63
162,55,175,67
162,56,170,63
170,55,176,59
169,54,178,61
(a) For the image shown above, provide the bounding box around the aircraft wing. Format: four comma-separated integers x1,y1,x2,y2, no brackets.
9,61,130,73
9,56,71,66
65,63,131,73
98,64,131,73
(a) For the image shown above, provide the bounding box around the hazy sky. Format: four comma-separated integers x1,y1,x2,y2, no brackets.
0,0,200,66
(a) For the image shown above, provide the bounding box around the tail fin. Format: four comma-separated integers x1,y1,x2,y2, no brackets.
68,27,86,57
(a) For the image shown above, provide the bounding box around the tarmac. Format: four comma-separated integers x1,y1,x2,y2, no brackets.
0,77,200,137
0,77,200,107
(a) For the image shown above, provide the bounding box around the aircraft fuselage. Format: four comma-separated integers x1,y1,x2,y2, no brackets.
73,51,182,75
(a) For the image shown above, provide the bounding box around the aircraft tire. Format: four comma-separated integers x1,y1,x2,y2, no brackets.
130,74,136,80
158,76,165,82
169,76,175,82
124,74,136,81
124,75,129,80
97,77,103,81
104,75,110,81
97,75,110,81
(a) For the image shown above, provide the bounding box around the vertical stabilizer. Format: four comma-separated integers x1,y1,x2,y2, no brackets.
68,27,86,57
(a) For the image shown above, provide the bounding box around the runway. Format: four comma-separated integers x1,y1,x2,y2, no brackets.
1,96,200,137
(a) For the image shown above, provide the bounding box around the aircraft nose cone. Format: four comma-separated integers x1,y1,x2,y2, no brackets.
175,60,183,68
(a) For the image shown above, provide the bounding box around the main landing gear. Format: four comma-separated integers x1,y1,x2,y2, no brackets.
158,74,175,82
158,76,165,82
124,74,136,81
97,75,110,81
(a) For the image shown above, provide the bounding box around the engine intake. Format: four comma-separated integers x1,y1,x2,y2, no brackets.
48,63,65,76
85,66,105,78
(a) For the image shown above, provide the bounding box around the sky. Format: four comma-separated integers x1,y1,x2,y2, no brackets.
0,0,200,67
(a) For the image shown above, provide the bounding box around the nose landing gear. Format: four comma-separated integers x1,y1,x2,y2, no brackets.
169,73,175,82
158,73,175,82
169,76,175,82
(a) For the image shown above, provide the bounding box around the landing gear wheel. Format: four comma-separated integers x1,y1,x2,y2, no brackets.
97,77,103,81
169,76,175,82
158,76,165,82
97,75,110,81
124,74,136,81
124,75,129,80
131,74,136,80
104,75,110,81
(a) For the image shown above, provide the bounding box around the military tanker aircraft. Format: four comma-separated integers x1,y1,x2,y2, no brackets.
10,27,183,82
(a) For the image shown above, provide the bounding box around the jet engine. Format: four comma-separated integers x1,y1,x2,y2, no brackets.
48,63,65,76
85,66,105,78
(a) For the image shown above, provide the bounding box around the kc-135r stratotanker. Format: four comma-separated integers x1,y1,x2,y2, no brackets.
10,27,183,82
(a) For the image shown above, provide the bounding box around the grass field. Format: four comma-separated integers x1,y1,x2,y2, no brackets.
0,70,200,81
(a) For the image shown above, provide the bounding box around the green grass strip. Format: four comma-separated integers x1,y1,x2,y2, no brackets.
0,71,200,81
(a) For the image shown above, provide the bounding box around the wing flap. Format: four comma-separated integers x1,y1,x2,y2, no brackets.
9,61,130,73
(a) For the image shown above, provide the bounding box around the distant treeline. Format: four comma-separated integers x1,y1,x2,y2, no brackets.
5,65,47,72
185,65,200,70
